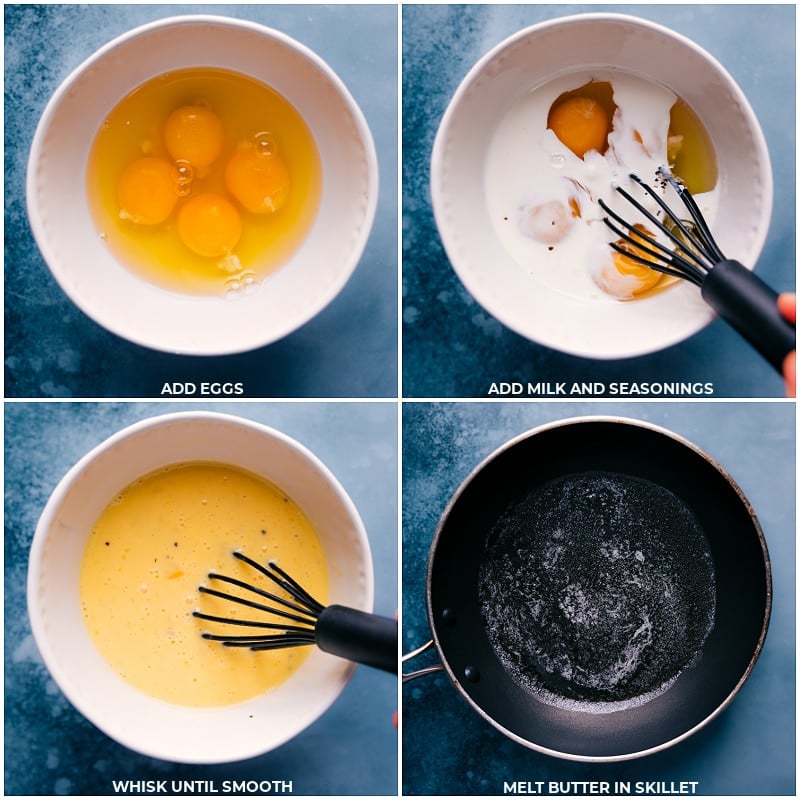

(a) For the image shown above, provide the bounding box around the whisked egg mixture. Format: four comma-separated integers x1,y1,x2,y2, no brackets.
485,71,718,300
86,68,322,296
79,462,329,707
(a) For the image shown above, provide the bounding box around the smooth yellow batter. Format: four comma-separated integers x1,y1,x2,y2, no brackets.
79,462,329,707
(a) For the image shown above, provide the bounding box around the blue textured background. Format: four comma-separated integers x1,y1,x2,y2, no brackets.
5,402,398,795
402,4,795,398
4,4,398,398
402,401,795,795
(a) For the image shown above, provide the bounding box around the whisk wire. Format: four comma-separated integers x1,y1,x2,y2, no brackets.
193,555,324,649
221,634,317,649
197,585,316,627
630,168,724,272
193,608,313,633
192,551,399,672
232,551,325,615
250,637,317,652
200,632,313,643
202,573,318,621
603,180,712,275
655,168,725,263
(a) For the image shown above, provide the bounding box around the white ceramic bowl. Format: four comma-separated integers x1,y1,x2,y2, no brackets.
27,15,378,355
431,13,773,359
28,412,374,763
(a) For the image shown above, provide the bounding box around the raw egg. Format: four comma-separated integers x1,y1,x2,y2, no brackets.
164,105,225,170
548,101,606,158
485,71,718,303
547,81,616,159
523,199,578,245
117,157,180,225
595,224,665,299
86,67,322,296
225,141,290,215
177,193,242,258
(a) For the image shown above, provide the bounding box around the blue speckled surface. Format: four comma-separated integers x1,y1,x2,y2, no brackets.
5,401,398,795
4,3,797,798
402,401,795,795
4,4,398,398
402,4,795,398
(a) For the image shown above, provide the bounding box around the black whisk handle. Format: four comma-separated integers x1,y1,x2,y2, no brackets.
701,259,795,374
316,606,398,674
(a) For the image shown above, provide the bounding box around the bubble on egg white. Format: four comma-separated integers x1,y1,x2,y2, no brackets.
254,131,278,158
176,160,195,198
224,271,260,300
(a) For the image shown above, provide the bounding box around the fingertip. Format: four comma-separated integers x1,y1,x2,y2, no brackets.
783,350,796,398
777,292,796,325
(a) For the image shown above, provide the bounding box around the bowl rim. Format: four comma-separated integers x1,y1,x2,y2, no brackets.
27,410,375,763
25,13,380,356
430,11,774,360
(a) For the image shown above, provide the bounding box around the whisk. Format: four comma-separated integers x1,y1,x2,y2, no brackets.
599,167,794,373
193,551,397,674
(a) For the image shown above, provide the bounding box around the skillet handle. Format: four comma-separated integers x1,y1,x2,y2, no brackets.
315,605,398,674
402,639,445,683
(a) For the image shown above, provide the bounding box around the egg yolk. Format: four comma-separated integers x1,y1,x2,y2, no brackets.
611,224,663,295
548,96,610,159
177,193,242,258
117,157,180,225
225,144,290,214
164,105,225,169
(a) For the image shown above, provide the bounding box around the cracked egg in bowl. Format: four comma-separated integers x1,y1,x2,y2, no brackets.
431,13,772,359
27,15,377,355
